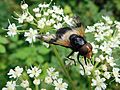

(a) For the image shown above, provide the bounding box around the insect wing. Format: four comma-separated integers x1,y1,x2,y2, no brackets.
38,16,85,47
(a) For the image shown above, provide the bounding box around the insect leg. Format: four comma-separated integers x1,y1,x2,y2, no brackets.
66,51,74,58
77,53,85,74
84,56,87,65
90,58,94,65
66,51,76,65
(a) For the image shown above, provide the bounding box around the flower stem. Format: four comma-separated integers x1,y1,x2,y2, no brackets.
52,45,76,90
89,77,92,90
35,85,39,90
17,30,29,32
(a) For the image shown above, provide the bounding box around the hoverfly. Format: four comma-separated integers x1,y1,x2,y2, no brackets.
37,16,92,72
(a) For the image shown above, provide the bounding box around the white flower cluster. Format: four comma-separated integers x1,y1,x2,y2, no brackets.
2,81,16,90
83,16,120,90
45,67,68,90
5,1,72,44
8,66,23,78
2,66,68,90
64,16,120,90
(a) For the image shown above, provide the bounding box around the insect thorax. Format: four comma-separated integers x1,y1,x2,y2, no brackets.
69,34,86,51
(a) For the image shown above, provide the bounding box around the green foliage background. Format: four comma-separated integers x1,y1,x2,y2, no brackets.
0,0,120,90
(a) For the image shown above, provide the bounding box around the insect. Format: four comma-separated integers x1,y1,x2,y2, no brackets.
37,16,92,73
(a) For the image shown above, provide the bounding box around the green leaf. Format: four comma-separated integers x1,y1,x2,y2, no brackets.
9,35,18,42
0,36,9,44
64,5,72,14
37,46,50,55
8,43,17,49
0,44,6,53
15,47,36,59
36,55,44,63
0,63,7,70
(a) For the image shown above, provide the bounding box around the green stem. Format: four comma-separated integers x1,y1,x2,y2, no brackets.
35,85,39,90
89,77,92,90
52,45,76,90
17,30,29,32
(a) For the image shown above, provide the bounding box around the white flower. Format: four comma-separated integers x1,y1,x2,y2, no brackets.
110,37,120,48
100,42,112,55
47,67,59,79
54,78,68,90
50,19,55,24
26,88,32,90
54,23,62,29
21,3,28,10
26,15,34,22
41,89,46,90
95,33,104,42
27,66,41,78
113,68,120,78
113,68,120,83
94,22,104,27
56,16,62,21
103,72,111,79
95,55,105,63
38,21,45,29
103,29,113,36
52,13,57,18
47,9,53,14
52,6,63,15
18,13,28,23
44,12,49,16
24,28,38,43
85,26,95,33
20,80,29,88
65,59,75,65
38,3,49,8
2,81,16,90
101,65,107,71
18,17,24,23
91,76,106,90
115,77,120,83
35,13,41,17
99,55,105,61
33,8,40,13
80,63,93,75
7,23,17,37
105,55,116,67
115,21,120,30
37,18,46,28
41,18,46,22
46,20,52,26
95,57,101,62
45,76,53,84
42,42,49,48
33,79,40,85
102,16,113,24
8,66,23,79
63,15,72,26
94,70,100,76
91,43,99,54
